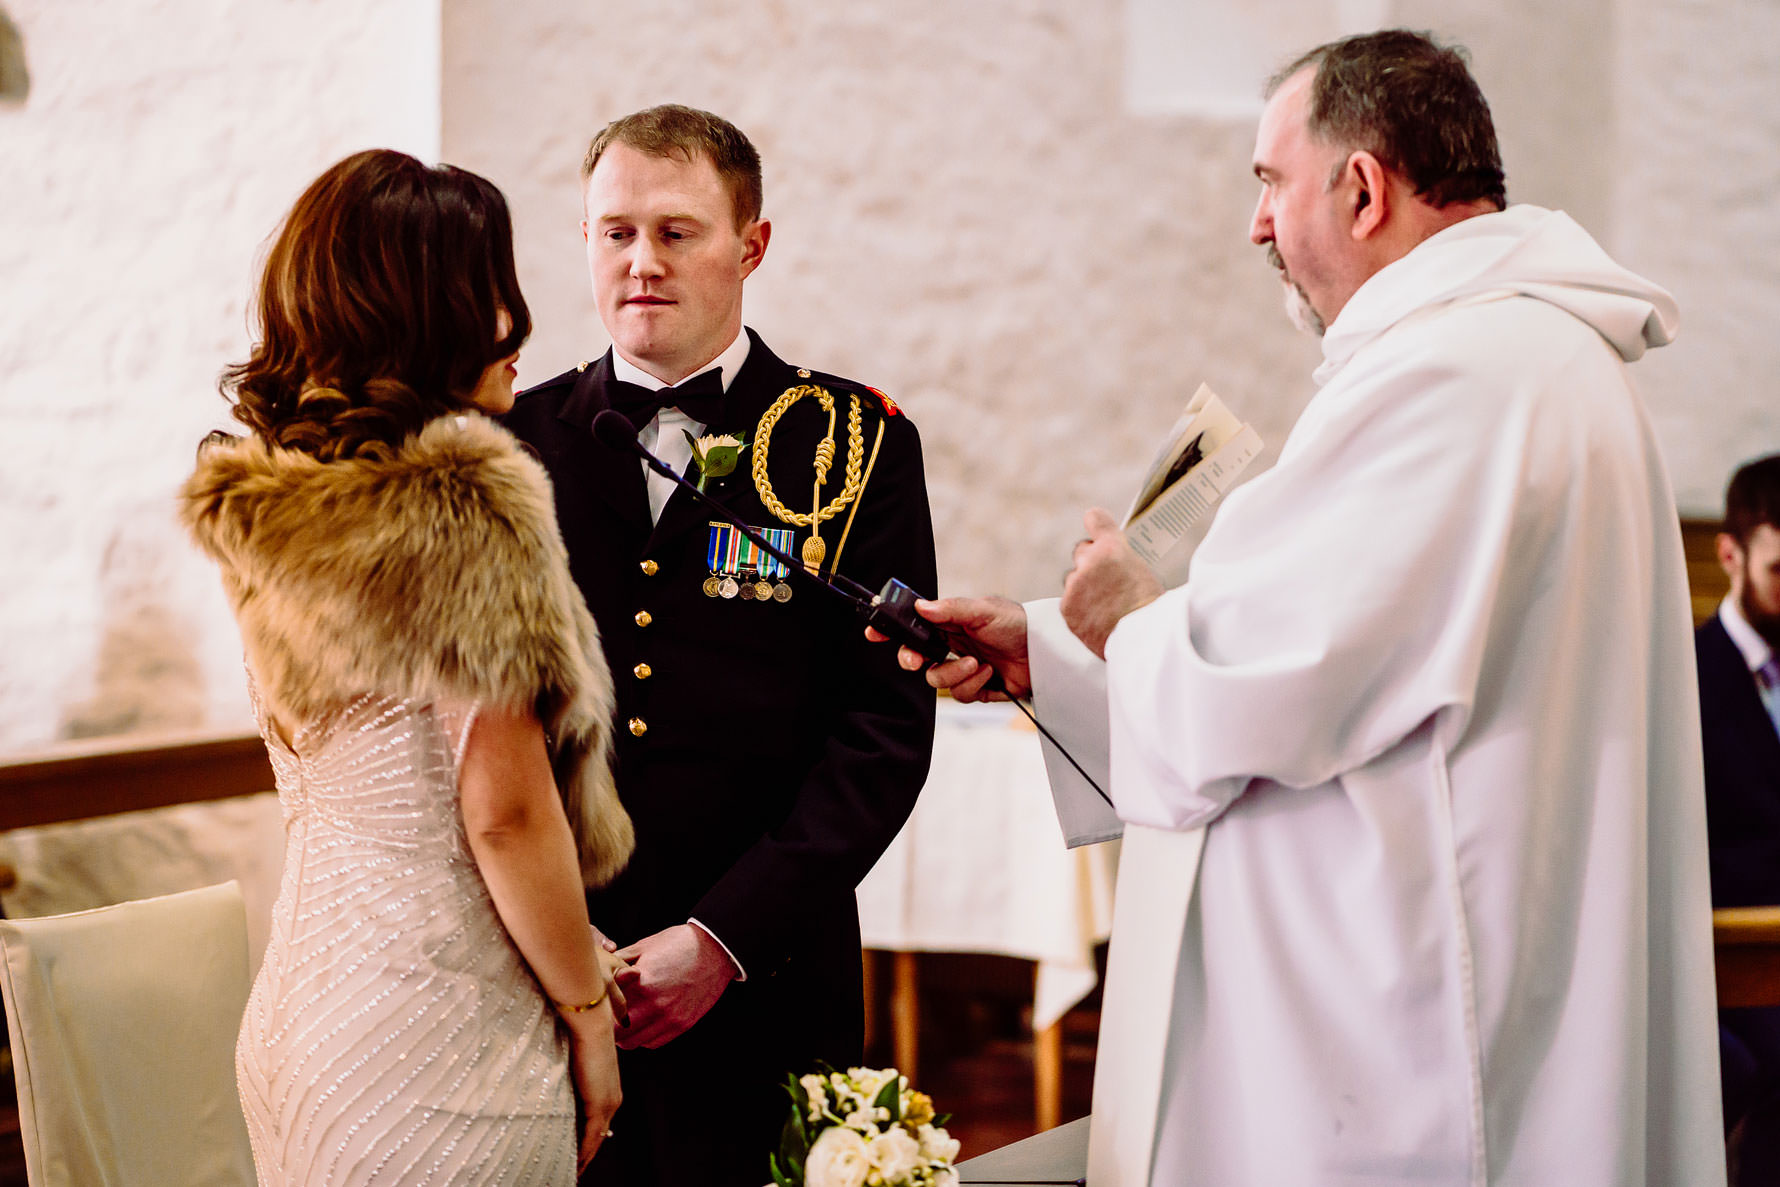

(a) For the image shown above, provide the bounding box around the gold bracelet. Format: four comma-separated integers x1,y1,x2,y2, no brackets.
554,983,609,1013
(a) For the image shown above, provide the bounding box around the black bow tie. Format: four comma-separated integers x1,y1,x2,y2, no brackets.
606,369,726,431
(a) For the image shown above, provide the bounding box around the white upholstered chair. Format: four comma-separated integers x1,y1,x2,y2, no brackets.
0,881,256,1187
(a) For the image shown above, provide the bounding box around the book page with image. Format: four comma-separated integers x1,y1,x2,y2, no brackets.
1123,383,1262,572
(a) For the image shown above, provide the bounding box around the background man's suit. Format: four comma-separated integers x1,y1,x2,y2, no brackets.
503,329,937,1187
1698,611,1780,908
1699,608,1780,1182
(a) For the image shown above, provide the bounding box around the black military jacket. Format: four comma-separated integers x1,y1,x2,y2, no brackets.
501,329,936,1038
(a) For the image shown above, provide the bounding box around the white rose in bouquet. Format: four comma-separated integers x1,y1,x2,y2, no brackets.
917,1122,961,1165
845,1107,885,1135
850,1067,901,1102
800,1073,830,1122
867,1126,922,1182
805,1126,871,1187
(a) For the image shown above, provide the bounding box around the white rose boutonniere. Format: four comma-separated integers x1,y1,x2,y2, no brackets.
683,429,748,492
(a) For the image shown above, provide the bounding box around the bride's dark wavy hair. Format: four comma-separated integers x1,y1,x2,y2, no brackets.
221,149,530,461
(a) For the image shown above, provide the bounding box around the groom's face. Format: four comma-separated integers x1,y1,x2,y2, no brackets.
582,143,770,384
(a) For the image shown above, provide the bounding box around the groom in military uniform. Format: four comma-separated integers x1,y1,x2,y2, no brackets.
501,105,937,1187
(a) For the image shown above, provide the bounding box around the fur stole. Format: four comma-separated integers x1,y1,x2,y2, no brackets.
180,414,632,887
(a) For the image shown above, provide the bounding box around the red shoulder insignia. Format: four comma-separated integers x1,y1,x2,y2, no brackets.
866,386,902,417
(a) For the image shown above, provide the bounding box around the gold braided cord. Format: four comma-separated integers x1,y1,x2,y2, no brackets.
752,385,865,528
812,402,836,486
826,416,887,576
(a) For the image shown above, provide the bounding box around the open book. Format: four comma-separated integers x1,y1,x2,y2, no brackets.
1122,383,1262,570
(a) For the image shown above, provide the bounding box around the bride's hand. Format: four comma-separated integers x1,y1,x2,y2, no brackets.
566,1004,621,1173
597,945,632,1025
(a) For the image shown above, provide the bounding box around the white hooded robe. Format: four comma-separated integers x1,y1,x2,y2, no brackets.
1032,206,1724,1185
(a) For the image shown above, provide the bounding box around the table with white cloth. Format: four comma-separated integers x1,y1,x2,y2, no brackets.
856,699,1117,1129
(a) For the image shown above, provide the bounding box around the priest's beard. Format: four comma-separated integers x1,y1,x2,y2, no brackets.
1268,246,1325,337
1736,571,1780,651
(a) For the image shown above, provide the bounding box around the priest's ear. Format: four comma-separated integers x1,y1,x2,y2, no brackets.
1340,151,1390,241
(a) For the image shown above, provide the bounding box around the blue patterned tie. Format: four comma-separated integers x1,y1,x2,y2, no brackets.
1758,658,1780,740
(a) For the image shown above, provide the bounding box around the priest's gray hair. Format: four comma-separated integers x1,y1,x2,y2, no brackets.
1267,30,1507,212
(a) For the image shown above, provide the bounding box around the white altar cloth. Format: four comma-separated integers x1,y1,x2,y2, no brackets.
856,700,1117,1029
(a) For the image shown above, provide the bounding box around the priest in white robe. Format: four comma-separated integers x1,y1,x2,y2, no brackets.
889,30,1724,1186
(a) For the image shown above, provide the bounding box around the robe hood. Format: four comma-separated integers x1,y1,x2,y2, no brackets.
1316,205,1679,385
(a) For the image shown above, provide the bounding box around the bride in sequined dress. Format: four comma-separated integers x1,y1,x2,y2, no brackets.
181,150,635,1185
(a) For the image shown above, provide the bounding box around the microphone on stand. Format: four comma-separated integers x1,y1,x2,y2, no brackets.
589,408,1116,808
592,408,950,661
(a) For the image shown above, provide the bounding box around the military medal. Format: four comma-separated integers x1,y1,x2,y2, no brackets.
706,521,799,605
735,531,761,598
705,523,736,598
757,527,797,604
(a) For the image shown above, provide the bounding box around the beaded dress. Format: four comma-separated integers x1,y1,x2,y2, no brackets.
236,686,575,1185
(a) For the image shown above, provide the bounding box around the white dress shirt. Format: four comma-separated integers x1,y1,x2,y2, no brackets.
1720,595,1780,736
609,330,752,523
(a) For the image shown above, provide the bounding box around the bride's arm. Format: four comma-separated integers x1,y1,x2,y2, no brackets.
459,704,621,1164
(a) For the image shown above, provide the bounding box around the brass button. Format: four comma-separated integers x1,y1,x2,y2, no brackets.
628,717,647,737
797,368,811,378
639,559,659,576
634,610,652,628
633,663,652,680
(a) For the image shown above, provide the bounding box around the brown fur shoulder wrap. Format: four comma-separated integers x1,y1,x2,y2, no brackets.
180,414,632,887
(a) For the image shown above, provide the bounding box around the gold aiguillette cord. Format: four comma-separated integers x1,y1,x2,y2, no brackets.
751,385,865,574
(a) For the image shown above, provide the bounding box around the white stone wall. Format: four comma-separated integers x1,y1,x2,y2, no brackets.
1611,0,1780,512
3,0,1778,752
0,0,438,751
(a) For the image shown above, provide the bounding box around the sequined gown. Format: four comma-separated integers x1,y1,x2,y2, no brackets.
237,689,576,1185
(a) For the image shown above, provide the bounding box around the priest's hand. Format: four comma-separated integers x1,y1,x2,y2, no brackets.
1062,508,1163,659
612,924,738,1049
868,595,1032,701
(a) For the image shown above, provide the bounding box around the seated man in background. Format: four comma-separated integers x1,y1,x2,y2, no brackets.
1699,452,1780,1180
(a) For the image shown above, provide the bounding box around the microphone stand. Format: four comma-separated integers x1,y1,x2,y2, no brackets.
593,409,1115,808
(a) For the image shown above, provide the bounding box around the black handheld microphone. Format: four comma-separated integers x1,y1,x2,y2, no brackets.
591,408,951,662
590,408,1116,808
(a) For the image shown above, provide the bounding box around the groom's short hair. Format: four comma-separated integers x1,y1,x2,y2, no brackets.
580,104,763,227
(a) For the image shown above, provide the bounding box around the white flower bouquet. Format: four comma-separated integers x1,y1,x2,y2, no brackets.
769,1066,961,1187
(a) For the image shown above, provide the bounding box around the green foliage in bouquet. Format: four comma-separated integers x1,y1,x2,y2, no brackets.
769,1065,960,1187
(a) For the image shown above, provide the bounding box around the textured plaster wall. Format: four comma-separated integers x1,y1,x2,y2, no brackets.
0,0,438,752
443,0,1323,604
3,0,1779,754
1611,0,1780,513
